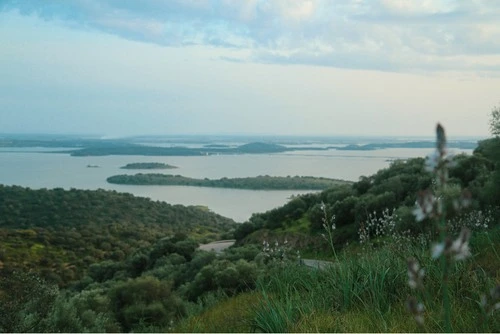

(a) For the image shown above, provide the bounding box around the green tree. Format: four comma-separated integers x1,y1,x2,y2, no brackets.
0,271,59,332
489,104,500,137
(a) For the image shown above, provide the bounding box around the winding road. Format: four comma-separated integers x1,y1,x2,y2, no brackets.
199,240,335,269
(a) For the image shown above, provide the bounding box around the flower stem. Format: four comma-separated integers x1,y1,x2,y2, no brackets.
439,212,452,332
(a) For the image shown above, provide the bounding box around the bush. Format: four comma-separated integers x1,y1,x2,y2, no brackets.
109,276,185,332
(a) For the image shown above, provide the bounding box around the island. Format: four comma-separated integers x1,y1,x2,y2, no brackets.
120,162,178,169
106,174,351,190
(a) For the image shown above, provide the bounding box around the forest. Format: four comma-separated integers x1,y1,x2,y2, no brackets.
106,174,350,190
0,115,499,332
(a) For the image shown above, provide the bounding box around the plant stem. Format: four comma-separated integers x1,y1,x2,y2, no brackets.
439,213,452,332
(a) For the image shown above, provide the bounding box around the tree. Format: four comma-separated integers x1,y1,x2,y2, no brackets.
489,104,500,137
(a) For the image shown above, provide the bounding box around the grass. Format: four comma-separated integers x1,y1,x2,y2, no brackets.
174,292,261,332
180,226,500,332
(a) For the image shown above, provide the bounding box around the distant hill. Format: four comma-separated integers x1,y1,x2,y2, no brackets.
235,142,288,153
337,141,477,151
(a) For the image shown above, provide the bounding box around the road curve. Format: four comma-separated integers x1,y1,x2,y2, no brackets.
199,239,235,253
199,240,336,270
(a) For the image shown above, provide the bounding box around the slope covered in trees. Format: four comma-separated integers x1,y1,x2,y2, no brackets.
0,186,237,286
235,137,500,246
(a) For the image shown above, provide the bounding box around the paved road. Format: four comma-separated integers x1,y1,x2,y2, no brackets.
199,240,335,270
301,259,335,270
199,239,235,253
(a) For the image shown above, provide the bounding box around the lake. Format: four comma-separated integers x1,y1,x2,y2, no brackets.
0,147,472,222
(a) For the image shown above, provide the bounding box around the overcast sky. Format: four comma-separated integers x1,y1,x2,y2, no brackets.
1,0,499,137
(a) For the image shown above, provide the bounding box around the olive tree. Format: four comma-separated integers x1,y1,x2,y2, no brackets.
489,104,500,137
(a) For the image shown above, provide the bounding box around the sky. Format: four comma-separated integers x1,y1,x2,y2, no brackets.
1,0,500,138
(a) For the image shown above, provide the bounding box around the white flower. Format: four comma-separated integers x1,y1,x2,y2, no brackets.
413,190,436,222
413,206,426,222
450,228,471,261
407,258,425,289
431,228,471,261
431,242,445,259
425,150,440,172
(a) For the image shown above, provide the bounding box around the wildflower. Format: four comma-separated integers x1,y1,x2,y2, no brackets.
424,150,440,172
424,123,456,186
453,189,472,211
407,258,425,290
431,228,471,261
436,123,446,154
406,296,425,327
413,190,436,221
450,228,471,261
431,242,446,259
480,285,500,315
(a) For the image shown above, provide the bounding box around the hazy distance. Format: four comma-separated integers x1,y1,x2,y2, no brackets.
1,1,500,138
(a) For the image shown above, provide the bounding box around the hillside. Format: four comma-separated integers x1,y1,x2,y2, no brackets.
0,134,499,333
234,138,500,247
0,186,237,285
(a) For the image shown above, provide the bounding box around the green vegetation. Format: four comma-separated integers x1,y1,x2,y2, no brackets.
0,186,236,286
120,162,178,169
107,174,350,190
0,111,498,332
176,120,500,333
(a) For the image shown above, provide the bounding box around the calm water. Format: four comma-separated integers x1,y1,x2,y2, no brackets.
0,148,472,222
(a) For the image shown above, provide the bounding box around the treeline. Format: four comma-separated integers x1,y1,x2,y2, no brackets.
235,137,500,245
107,174,351,190
0,186,237,286
121,162,178,169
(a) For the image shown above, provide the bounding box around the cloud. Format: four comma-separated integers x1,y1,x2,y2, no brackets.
2,0,500,73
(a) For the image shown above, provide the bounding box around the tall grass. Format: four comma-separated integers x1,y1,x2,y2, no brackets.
175,124,499,332
174,292,261,332
250,229,499,332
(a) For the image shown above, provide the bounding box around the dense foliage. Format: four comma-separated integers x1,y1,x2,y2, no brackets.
0,186,236,285
235,138,500,248
107,174,350,190
0,232,264,332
